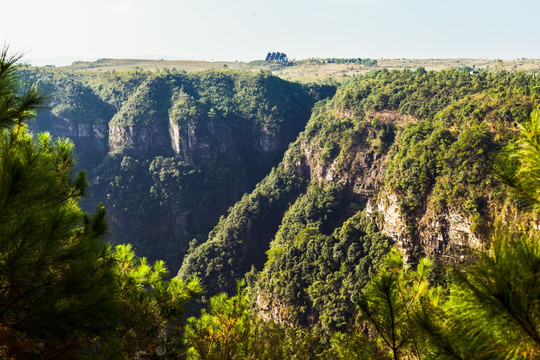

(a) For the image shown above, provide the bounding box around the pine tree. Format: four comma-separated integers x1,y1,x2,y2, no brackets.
417,227,540,360
356,248,439,360
95,244,201,359
495,109,540,209
0,48,204,359
0,49,121,359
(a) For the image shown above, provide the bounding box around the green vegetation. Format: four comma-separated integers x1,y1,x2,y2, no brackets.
101,244,202,359
185,281,331,360
97,71,333,268
0,50,118,357
257,209,391,333
0,50,202,359
26,67,335,269
355,249,438,359
184,227,540,359
110,75,175,126
179,107,540,360
293,58,378,66
496,109,540,209
177,164,308,299
24,69,116,125
89,154,212,266
6,49,540,359
417,228,540,359
176,68,540,360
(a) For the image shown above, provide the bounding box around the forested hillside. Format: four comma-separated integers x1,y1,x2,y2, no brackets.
10,60,540,359
25,68,334,269
179,68,540,333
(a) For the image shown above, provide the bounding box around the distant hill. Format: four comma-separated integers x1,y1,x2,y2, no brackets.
40,57,540,83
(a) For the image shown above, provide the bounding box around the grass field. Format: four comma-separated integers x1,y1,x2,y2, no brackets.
273,58,540,82
65,58,264,73
54,57,540,83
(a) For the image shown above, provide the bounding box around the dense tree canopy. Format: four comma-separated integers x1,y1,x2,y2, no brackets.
4,50,540,359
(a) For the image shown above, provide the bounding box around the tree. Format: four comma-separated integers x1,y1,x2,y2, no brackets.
418,227,540,360
495,109,540,209
96,244,201,359
356,248,438,360
185,281,262,360
0,49,203,360
185,280,327,360
0,48,121,358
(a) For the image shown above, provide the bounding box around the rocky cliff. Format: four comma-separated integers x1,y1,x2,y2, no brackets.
34,119,109,168
299,109,482,260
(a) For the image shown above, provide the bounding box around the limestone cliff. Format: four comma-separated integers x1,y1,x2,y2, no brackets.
108,124,173,157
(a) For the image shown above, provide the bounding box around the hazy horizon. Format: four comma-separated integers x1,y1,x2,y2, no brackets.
3,0,540,66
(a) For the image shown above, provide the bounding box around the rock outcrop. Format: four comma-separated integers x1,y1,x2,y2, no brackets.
32,117,110,169
301,122,481,262
109,123,173,157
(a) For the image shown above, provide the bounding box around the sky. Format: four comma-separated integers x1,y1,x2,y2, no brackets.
2,0,540,66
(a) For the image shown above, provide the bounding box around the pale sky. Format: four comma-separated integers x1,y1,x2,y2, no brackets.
2,0,540,66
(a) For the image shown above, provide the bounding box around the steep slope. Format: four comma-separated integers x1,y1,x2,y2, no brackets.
178,68,539,331
26,68,335,269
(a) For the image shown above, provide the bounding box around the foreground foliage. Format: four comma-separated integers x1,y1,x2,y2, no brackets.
0,49,121,358
420,229,540,359
186,234,539,360
96,244,201,359
185,281,330,360
0,51,201,359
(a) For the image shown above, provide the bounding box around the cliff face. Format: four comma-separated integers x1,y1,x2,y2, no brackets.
249,123,482,329
100,116,292,267
109,123,173,157
248,124,487,329
168,122,229,163
42,122,109,169
296,111,479,262
28,70,114,168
